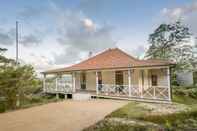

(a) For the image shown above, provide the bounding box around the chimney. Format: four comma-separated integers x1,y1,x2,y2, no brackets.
88,51,93,58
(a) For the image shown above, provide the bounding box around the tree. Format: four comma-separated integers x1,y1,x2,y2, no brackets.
0,48,40,109
146,21,197,71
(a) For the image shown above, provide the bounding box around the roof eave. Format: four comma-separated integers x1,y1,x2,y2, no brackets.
41,63,174,75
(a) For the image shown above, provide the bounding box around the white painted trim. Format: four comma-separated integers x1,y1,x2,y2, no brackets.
55,77,58,92
139,70,144,98
43,74,46,92
128,69,131,97
44,66,170,75
82,66,170,72
94,95,172,104
167,67,171,101
55,77,59,99
72,72,76,93
96,71,99,95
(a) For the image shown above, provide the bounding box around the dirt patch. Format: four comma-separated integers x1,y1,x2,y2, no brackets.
0,99,128,131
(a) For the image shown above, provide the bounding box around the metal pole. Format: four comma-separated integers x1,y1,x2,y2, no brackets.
16,21,19,64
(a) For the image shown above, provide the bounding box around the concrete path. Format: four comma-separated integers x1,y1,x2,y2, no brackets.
0,99,128,131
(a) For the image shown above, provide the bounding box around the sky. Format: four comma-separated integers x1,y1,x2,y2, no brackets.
0,0,197,73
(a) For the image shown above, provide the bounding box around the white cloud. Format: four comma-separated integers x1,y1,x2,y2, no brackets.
50,3,115,64
0,28,15,45
161,1,197,39
23,53,59,73
161,7,183,20
21,34,42,47
82,18,96,31
161,2,197,21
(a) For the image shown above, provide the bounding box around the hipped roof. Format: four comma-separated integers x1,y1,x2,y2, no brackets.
43,48,174,74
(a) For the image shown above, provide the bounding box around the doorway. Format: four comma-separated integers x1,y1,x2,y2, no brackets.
115,71,124,85
80,72,86,90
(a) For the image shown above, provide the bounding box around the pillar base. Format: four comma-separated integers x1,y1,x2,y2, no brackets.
64,94,67,99
56,93,59,99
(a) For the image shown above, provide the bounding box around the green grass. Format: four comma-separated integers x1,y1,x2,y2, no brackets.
0,94,62,113
138,109,197,130
84,86,197,131
84,119,161,131
107,102,149,119
173,87,197,105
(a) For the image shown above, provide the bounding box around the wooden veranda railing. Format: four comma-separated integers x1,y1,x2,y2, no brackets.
44,78,73,94
43,80,170,101
98,84,170,101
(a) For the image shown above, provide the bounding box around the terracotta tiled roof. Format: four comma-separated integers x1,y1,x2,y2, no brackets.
43,48,174,74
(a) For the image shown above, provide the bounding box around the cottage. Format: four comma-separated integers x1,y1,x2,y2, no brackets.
42,48,174,102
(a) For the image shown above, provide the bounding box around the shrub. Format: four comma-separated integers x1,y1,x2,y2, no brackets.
0,98,6,113
30,95,43,103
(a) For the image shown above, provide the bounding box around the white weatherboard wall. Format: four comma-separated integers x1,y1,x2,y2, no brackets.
131,69,140,86
75,72,81,90
150,69,168,86
123,70,129,85
72,68,168,92
86,72,96,91
102,71,115,85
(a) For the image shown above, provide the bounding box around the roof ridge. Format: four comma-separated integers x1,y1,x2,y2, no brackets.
67,48,116,68
75,48,138,65
114,48,139,61
42,48,173,74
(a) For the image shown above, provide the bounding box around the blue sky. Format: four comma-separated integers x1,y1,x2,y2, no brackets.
0,0,196,72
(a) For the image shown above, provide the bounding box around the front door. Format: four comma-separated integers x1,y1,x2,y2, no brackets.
115,71,124,85
80,72,86,90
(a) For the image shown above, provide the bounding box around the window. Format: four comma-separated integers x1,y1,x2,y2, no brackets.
115,71,123,85
151,75,158,86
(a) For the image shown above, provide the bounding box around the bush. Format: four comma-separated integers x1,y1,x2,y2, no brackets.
0,98,6,113
83,119,160,131
173,86,197,99
138,110,197,130
42,94,56,99
30,95,43,103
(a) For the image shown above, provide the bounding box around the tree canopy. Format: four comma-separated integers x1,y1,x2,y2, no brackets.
0,48,40,109
146,21,197,72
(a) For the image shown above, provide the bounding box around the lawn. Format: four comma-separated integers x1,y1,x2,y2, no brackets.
0,93,63,113
84,86,197,131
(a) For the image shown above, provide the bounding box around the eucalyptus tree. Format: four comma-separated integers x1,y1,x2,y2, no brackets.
0,48,40,109
146,21,197,72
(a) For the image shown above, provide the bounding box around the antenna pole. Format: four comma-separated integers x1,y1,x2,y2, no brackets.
16,21,18,64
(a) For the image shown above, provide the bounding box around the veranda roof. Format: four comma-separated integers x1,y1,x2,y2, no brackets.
42,48,174,74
